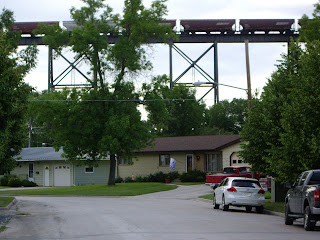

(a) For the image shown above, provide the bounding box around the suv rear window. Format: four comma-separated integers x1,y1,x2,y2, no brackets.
308,172,320,185
232,180,261,188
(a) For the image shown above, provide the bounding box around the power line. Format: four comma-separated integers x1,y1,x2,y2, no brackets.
29,98,197,103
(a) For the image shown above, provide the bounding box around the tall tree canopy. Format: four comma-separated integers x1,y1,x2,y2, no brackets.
142,75,207,137
32,0,174,185
0,9,38,174
240,2,320,182
205,98,249,134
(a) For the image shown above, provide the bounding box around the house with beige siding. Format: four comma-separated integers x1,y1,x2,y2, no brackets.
10,135,244,186
119,135,244,179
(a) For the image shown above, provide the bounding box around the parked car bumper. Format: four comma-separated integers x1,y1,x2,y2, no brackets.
225,196,265,207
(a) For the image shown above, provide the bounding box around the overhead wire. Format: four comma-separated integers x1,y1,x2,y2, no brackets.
29,98,197,103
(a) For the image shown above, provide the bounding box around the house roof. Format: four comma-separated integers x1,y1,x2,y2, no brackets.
16,135,241,161
16,147,65,161
136,135,241,153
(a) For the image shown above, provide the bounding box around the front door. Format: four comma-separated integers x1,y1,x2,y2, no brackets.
186,154,193,172
28,163,34,182
44,166,50,186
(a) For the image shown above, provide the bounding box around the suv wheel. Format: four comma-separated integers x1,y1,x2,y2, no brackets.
284,203,293,225
245,206,252,212
222,196,229,211
213,194,220,209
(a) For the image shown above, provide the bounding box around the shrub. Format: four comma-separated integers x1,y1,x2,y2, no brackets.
135,176,149,182
8,177,22,187
167,171,180,182
153,172,167,183
124,176,135,183
21,179,37,187
115,176,123,183
179,170,206,182
0,174,17,186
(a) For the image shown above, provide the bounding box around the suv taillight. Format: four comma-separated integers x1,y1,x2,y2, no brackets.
258,188,265,194
227,186,237,192
315,189,320,202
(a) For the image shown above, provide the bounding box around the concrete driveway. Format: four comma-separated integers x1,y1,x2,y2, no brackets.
0,184,319,240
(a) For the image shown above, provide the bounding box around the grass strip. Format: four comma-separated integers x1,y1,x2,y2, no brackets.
264,199,284,213
0,183,177,196
0,197,15,207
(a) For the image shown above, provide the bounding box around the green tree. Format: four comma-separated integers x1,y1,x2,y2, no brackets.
32,0,174,185
299,1,320,42
0,9,38,174
206,98,249,134
142,75,207,137
30,86,150,172
239,42,303,181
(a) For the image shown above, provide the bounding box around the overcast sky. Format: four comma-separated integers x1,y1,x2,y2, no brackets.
1,0,318,105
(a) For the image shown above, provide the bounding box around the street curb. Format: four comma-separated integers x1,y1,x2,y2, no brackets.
0,198,17,210
264,209,284,217
200,197,284,217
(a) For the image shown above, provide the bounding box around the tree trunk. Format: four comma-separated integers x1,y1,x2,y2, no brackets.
108,154,116,185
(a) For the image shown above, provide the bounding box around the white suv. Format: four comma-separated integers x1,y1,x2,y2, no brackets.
213,177,265,213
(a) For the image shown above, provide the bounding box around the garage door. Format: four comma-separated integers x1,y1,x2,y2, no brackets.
54,165,71,186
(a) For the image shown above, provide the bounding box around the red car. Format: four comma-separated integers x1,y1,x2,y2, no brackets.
206,166,256,188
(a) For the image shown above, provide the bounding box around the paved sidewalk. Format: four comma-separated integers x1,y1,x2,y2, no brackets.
0,187,54,191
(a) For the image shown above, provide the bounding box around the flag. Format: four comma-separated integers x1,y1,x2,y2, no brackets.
170,158,176,171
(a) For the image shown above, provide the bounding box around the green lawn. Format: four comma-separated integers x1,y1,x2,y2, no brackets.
0,183,177,196
0,197,15,207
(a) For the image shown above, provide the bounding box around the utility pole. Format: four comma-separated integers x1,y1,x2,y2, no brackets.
169,41,173,89
28,118,32,148
245,40,252,110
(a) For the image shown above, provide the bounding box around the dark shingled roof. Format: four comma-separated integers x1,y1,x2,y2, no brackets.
16,135,241,161
136,135,241,153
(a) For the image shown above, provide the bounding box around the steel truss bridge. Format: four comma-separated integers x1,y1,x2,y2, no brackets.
13,19,299,103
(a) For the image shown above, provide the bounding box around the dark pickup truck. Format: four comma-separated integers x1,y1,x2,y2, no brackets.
284,170,320,231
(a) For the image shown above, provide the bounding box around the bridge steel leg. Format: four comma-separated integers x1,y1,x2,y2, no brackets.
170,42,219,103
214,42,219,104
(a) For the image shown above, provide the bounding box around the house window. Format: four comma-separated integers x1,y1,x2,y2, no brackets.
29,163,34,178
232,159,243,165
159,154,170,166
118,157,133,165
204,153,222,172
85,166,94,173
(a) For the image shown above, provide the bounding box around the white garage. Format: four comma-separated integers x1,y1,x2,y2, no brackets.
53,165,71,186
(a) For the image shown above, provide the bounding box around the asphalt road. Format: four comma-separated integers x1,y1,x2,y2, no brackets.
0,185,319,240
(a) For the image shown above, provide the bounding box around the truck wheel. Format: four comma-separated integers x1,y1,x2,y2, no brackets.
304,206,315,231
284,203,293,225
213,194,220,209
222,196,229,211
